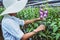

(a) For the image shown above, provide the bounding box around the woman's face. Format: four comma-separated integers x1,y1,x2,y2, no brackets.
9,13,17,16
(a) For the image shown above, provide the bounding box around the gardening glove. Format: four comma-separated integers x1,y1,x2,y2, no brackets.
39,8,48,19
44,9,48,18
39,8,44,19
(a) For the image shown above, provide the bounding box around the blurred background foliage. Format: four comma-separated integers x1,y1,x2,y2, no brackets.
0,6,60,40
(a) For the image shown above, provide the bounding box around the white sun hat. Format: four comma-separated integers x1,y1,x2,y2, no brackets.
0,0,28,16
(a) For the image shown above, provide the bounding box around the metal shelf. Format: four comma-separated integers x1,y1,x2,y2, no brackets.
27,0,60,7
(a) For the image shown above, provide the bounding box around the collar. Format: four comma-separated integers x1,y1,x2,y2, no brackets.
4,14,15,19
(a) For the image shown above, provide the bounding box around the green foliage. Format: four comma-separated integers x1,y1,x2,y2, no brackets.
17,7,60,40
0,7,5,21
0,7,60,40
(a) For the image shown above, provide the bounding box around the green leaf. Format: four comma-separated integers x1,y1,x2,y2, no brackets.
53,25,58,33
50,22,56,26
39,32,46,37
56,33,60,40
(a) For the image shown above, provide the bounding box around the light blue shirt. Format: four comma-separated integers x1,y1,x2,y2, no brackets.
1,15,24,40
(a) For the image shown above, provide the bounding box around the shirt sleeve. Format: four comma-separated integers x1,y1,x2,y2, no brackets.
18,19,24,26
3,19,24,39
16,18,24,26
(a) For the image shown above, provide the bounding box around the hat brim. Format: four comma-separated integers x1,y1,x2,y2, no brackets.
0,0,28,16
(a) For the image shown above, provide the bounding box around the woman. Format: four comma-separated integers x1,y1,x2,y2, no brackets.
0,0,45,40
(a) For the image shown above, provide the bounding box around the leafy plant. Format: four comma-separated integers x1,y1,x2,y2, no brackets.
17,7,60,40
0,7,60,40
0,7,5,21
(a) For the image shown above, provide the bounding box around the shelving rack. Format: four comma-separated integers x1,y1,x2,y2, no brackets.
26,0,60,7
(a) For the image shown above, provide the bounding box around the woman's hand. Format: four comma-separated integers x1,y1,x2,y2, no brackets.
33,24,45,33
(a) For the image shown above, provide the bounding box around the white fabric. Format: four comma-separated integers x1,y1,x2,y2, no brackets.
3,0,17,8
0,0,28,16
2,15,24,40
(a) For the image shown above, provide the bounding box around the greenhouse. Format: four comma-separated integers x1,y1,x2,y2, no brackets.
0,0,60,40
